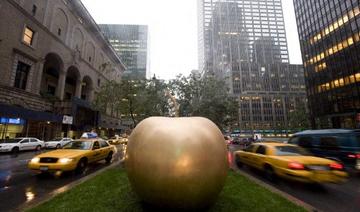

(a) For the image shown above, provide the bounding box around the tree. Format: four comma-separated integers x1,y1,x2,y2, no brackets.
288,104,310,130
169,74,238,131
94,77,169,128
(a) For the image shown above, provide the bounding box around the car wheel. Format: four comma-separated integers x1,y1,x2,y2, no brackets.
56,144,61,149
105,152,113,164
11,147,19,154
75,158,87,174
264,165,277,182
235,155,243,168
36,145,41,151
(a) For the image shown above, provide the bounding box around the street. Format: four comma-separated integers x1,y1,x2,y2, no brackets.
0,145,125,212
229,144,360,212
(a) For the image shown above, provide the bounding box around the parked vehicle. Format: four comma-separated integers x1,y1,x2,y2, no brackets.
45,138,73,149
0,138,45,153
234,142,347,183
288,129,360,172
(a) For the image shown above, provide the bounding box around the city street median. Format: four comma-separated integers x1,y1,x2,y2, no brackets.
28,167,306,212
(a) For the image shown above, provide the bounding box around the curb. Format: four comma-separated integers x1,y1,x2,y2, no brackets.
231,165,319,212
17,158,125,212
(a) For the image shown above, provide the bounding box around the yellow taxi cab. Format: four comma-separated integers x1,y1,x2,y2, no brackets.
234,142,348,183
28,133,116,174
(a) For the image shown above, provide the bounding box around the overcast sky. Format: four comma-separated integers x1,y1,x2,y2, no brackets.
81,0,303,80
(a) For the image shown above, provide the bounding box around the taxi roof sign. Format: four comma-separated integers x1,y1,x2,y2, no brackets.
81,132,98,139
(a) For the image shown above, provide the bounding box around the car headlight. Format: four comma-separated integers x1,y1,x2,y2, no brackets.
59,158,74,163
31,157,40,163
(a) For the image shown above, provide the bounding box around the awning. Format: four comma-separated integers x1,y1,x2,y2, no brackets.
0,103,62,123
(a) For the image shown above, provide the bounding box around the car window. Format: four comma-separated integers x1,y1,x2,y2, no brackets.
63,141,92,150
288,137,299,144
275,146,311,156
256,145,267,155
298,136,313,148
21,139,29,143
100,140,109,148
244,144,256,152
30,138,38,143
319,136,339,150
93,141,100,149
357,135,360,147
3,138,22,143
336,134,360,148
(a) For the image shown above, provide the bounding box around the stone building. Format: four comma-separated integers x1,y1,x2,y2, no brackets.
0,0,126,140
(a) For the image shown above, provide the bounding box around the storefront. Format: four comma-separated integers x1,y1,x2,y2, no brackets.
0,117,26,139
0,103,62,140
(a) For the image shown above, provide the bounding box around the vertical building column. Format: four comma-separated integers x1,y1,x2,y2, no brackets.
75,79,82,98
35,60,45,95
88,88,94,102
56,71,66,101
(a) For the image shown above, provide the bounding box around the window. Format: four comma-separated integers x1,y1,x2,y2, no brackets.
256,145,267,155
93,141,100,149
100,140,109,148
47,85,56,95
244,144,256,152
14,61,30,90
21,139,29,143
58,28,62,36
275,146,311,156
298,136,313,148
32,5,37,16
319,137,339,150
23,27,35,46
30,138,38,143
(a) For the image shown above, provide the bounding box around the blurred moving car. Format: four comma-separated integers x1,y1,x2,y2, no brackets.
45,138,73,149
288,129,360,172
224,135,233,146
234,142,347,183
0,137,44,153
109,134,129,145
28,137,116,174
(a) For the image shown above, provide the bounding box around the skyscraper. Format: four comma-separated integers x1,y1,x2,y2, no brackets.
198,0,306,134
198,0,289,72
293,0,360,129
100,24,148,79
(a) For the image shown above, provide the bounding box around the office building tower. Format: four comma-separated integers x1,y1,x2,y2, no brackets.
293,0,360,128
100,24,148,79
198,0,307,134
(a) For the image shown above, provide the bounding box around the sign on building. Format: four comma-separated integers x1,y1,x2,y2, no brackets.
62,115,73,124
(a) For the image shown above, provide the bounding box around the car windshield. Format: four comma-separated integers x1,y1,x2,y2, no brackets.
275,146,312,156
63,141,92,150
2,139,22,143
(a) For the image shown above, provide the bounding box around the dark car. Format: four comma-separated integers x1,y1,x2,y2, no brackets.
288,129,360,172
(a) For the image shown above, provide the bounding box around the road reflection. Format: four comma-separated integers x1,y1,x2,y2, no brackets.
0,145,125,212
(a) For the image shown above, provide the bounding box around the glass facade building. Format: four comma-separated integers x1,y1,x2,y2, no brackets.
293,0,360,128
100,24,148,79
198,0,307,133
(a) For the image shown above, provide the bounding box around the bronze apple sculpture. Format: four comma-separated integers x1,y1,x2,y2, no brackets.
126,117,228,209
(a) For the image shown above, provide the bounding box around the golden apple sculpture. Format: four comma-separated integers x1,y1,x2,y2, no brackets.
126,117,228,209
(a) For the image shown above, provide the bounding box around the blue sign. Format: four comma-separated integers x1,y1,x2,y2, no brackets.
0,117,25,125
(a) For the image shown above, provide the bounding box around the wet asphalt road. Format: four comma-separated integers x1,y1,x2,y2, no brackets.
229,144,360,212
0,145,125,212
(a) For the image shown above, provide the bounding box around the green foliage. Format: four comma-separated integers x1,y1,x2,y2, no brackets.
94,73,238,130
29,168,305,212
288,104,310,130
93,77,169,127
169,74,238,131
